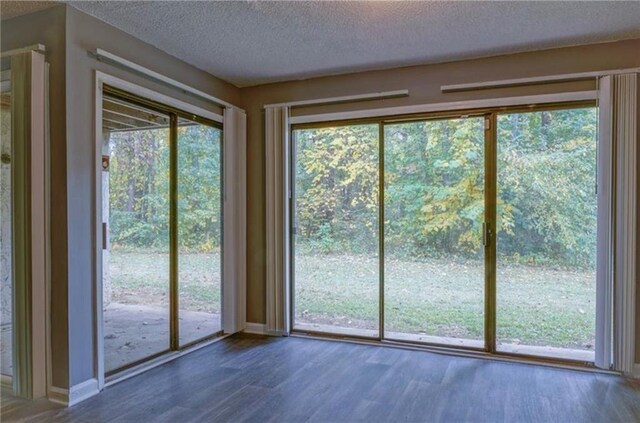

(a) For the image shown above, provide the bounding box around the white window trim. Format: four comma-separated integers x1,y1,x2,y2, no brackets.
290,90,596,125
95,71,223,123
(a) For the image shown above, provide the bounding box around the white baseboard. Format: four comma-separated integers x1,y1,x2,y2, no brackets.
49,378,99,407
244,322,267,335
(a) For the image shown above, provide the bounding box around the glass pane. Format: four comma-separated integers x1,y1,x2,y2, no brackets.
293,124,379,337
178,122,222,346
103,95,171,373
1,81,12,376
384,117,485,347
496,108,597,361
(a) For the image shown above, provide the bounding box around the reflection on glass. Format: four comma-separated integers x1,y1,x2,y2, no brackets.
384,118,485,347
293,124,379,337
178,123,222,346
103,96,170,373
1,85,12,376
496,108,597,361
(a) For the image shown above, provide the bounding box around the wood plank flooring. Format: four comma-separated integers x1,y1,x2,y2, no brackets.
2,333,640,422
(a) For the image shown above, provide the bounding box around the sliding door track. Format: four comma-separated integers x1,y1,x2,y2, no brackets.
289,331,613,375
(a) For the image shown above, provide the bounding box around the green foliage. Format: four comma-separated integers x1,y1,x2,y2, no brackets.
295,108,597,270
295,124,379,255
177,125,222,252
497,109,597,269
384,117,486,259
109,128,170,250
109,108,597,271
108,125,222,252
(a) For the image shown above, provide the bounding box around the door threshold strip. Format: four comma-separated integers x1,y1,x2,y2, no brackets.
290,331,618,376
105,333,231,388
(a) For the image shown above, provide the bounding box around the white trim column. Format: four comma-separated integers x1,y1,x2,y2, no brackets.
223,107,247,334
596,73,638,374
265,106,290,336
595,76,614,370
612,74,637,375
10,50,48,399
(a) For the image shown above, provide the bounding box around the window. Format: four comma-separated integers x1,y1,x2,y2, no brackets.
290,102,598,363
292,124,379,337
101,86,224,375
495,108,597,361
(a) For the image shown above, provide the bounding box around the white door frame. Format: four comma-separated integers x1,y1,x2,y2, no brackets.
93,71,223,389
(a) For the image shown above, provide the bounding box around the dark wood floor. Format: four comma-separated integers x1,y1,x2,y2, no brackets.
2,333,640,422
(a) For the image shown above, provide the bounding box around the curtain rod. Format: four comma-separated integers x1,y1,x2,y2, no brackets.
441,68,640,93
264,89,409,109
1,44,46,58
92,48,243,111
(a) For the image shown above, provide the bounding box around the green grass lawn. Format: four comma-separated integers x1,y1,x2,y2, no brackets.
109,251,221,314
109,251,595,351
295,254,595,350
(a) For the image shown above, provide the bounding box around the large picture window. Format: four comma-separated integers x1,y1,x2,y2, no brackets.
290,102,598,363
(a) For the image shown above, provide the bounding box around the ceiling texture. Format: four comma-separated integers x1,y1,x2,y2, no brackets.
0,1,56,19
6,1,640,87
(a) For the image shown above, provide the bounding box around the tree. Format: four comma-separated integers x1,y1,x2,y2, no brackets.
108,124,222,252
294,107,597,270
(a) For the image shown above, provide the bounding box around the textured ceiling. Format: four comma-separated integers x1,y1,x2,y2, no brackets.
1,1,57,20
20,2,640,87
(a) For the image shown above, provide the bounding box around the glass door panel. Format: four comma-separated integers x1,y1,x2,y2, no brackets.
293,124,379,338
177,121,223,346
384,117,485,347
496,108,597,361
103,95,171,373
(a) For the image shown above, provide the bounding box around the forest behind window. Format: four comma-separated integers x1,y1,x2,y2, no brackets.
294,108,597,271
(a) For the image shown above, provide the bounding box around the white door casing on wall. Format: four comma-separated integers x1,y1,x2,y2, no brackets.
265,105,290,336
223,106,247,335
1,48,49,399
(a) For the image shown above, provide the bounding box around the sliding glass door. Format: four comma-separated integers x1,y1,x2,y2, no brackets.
102,87,223,375
177,121,223,347
292,124,379,338
102,96,171,372
291,102,598,363
384,117,485,348
495,107,597,361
